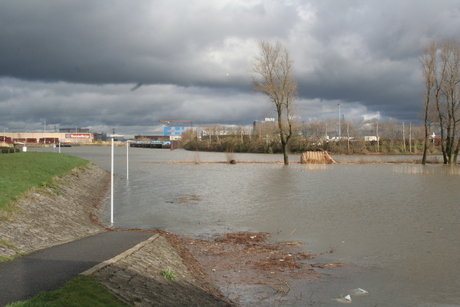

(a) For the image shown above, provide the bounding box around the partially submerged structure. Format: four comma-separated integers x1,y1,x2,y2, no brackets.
300,151,336,164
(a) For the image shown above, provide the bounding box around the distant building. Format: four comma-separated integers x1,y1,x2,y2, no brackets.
364,136,380,142
164,126,187,137
59,128,90,133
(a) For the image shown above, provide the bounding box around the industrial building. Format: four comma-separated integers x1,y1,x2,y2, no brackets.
1,131,95,145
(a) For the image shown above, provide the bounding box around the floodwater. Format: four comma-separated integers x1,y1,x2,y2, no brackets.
33,146,460,306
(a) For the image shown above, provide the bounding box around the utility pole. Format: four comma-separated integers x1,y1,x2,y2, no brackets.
337,103,342,139
376,121,379,152
403,122,406,152
409,122,412,153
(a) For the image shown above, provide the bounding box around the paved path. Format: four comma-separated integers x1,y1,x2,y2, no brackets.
0,231,153,306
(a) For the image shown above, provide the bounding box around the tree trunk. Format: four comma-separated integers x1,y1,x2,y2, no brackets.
282,141,289,165
422,123,428,165
278,112,290,165
454,137,460,163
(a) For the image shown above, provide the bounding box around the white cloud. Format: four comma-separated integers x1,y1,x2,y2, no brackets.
1,0,460,134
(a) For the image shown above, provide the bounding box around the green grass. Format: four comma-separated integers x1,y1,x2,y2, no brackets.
161,269,177,281
6,275,129,307
1,154,126,305
0,152,90,210
0,239,23,262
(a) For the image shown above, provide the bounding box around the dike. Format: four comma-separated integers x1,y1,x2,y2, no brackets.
0,163,110,258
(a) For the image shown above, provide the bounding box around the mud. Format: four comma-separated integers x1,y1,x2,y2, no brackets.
181,232,345,306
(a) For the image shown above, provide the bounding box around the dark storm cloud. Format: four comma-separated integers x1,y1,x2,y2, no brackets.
0,78,266,136
291,0,460,122
1,0,460,135
0,1,297,86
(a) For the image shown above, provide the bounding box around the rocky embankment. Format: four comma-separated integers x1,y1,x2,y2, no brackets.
0,164,109,258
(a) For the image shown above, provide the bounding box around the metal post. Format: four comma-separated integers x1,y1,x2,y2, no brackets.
111,137,114,225
126,141,129,182
109,134,123,227
3,127,7,143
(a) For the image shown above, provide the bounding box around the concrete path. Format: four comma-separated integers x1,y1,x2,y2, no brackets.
0,231,153,306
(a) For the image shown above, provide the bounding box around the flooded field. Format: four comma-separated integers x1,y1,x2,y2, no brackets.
33,147,460,306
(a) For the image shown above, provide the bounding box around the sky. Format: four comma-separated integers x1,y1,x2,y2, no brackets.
1,0,460,137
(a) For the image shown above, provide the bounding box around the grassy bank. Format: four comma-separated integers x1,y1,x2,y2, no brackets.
7,276,128,307
1,153,126,306
0,152,89,210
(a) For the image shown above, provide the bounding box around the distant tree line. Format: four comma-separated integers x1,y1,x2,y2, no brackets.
184,38,459,161
181,119,435,155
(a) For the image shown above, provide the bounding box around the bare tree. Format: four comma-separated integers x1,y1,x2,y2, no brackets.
379,119,399,152
305,120,328,144
420,41,437,164
180,128,197,144
421,39,460,165
440,40,460,163
252,41,297,165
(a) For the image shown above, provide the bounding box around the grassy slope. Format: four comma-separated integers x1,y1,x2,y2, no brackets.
0,152,89,209
1,152,128,306
6,276,128,307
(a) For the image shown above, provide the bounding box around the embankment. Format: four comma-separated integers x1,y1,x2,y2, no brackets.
0,163,110,258
0,163,233,306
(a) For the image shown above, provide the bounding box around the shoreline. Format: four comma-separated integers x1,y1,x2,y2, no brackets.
0,163,347,305
0,163,234,305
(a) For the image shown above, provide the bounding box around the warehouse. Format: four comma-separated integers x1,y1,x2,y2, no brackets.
0,131,95,145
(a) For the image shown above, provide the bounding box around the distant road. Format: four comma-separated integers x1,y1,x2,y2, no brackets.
0,231,154,306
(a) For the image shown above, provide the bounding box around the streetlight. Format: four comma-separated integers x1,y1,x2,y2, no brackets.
337,103,342,139
126,140,131,182
109,134,124,226
2,127,7,143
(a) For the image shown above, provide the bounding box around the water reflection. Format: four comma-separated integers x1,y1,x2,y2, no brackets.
31,147,460,306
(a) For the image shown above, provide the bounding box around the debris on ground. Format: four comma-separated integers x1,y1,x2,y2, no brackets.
181,231,346,306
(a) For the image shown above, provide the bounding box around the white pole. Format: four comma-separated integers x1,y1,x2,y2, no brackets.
111,137,114,225
126,141,129,181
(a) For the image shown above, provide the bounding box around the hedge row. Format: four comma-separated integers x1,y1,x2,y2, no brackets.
0,147,21,154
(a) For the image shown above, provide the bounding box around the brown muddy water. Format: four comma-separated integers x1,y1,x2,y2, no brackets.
33,147,460,306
